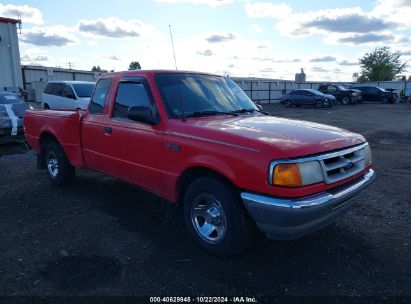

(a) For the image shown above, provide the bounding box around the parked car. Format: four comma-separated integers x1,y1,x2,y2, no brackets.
0,92,31,142
318,84,362,105
42,81,95,110
281,89,334,108
3,86,27,101
25,70,375,256
349,85,397,103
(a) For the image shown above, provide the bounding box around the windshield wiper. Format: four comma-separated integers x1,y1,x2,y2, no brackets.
230,108,270,115
184,110,239,118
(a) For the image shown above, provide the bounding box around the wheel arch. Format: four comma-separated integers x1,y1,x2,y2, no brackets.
176,166,237,205
39,131,59,153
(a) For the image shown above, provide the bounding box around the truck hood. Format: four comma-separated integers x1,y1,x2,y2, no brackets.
170,115,365,158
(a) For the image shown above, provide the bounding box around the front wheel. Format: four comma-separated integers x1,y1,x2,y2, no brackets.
340,96,351,105
45,141,75,186
322,99,332,108
184,177,254,257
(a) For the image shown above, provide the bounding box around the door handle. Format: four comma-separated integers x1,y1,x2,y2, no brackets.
103,127,112,135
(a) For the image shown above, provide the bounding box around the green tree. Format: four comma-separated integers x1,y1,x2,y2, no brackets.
358,46,407,82
128,61,142,70
91,65,108,73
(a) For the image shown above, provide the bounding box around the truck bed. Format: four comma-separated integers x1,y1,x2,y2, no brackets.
24,109,86,168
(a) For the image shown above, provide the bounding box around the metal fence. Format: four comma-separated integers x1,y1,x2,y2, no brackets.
233,78,411,104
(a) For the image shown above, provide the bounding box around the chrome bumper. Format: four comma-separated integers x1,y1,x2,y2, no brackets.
241,169,375,240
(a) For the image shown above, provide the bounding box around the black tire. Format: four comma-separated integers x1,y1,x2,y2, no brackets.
322,99,332,108
284,100,292,107
382,96,389,104
44,104,50,109
183,177,254,257
314,100,322,107
341,96,351,105
44,141,75,186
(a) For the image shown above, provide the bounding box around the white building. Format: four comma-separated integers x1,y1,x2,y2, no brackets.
0,17,23,91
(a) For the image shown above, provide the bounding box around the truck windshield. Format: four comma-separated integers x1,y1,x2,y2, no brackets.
155,73,257,118
72,83,95,98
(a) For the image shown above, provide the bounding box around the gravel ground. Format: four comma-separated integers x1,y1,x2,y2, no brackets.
0,103,410,299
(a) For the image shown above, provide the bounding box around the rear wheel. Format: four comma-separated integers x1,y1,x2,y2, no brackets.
45,141,75,186
184,177,254,257
382,96,389,103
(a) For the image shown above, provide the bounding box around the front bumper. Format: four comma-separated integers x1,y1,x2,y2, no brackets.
241,169,375,240
351,95,362,103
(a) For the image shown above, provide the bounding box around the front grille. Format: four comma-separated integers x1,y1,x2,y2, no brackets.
319,145,366,184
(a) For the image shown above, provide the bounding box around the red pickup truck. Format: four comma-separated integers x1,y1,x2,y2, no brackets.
25,70,375,256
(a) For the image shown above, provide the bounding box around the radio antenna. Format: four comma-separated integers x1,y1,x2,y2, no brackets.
169,25,178,70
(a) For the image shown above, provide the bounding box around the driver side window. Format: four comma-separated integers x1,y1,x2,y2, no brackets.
112,81,157,120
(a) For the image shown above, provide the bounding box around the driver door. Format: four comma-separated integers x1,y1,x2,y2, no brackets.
102,78,163,192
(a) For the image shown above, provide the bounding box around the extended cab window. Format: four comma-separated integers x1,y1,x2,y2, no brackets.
112,81,156,120
89,79,112,114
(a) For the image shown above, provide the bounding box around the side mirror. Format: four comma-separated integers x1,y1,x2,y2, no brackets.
127,106,158,125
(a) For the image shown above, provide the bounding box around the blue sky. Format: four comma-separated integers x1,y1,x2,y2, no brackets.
1,0,410,81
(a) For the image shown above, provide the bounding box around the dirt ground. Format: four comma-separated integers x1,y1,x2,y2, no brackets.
0,103,410,299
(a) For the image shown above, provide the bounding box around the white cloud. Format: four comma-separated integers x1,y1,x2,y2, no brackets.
276,7,396,37
154,0,233,7
19,47,53,66
0,3,43,24
372,0,411,29
244,2,292,19
251,24,264,32
20,26,79,46
77,17,160,39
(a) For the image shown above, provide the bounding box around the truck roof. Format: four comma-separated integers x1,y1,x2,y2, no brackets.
45,81,95,85
101,69,221,78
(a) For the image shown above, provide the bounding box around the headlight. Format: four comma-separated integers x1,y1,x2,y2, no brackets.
270,161,324,187
364,145,372,165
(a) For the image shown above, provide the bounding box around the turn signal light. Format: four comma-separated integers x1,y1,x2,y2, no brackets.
273,163,302,187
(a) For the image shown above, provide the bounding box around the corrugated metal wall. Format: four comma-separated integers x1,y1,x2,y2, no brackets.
0,21,23,90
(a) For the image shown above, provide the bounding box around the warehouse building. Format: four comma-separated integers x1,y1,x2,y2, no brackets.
0,17,23,91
